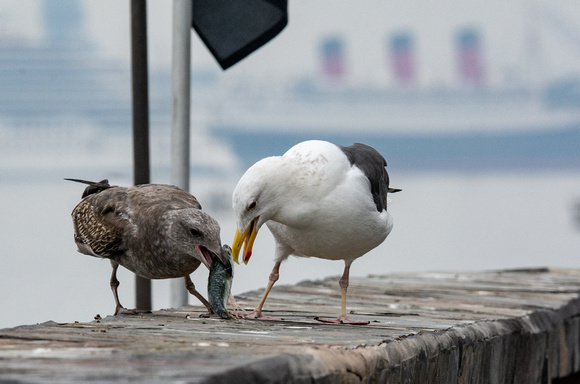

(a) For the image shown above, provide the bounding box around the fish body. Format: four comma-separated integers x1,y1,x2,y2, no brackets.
208,245,234,319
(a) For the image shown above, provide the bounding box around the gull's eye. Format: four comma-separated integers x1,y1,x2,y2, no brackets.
189,228,203,237
248,201,257,210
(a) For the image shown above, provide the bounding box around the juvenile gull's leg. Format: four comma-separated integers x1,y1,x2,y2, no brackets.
184,275,214,314
110,261,150,315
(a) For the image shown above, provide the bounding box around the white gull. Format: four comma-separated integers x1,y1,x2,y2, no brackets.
232,140,401,324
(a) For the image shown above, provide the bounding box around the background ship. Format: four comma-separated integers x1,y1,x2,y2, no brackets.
1,1,579,180
204,22,580,170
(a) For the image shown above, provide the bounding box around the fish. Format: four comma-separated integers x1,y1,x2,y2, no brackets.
208,244,234,319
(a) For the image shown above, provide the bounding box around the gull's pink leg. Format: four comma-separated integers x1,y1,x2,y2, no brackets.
236,261,281,320
316,261,369,325
110,262,150,316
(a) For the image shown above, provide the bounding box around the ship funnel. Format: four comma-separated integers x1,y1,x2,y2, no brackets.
390,32,416,85
320,36,346,81
456,27,486,85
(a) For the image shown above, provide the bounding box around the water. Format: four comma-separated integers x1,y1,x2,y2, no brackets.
1,169,579,329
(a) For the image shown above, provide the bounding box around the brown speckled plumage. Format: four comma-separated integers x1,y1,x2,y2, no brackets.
69,179,224,315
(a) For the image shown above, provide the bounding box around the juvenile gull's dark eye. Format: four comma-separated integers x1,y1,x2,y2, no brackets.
189,228,202,237
248,201,257,210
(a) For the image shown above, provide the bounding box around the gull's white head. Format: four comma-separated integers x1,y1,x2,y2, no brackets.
231,157,283,264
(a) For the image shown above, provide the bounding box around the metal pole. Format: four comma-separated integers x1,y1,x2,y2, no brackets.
170,0,192,308
130,0,152,311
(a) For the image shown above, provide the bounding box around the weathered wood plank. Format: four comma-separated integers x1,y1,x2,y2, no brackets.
1,268,579,383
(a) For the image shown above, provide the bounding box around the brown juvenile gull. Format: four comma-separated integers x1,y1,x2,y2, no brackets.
67,178,227,316
232,140,401,324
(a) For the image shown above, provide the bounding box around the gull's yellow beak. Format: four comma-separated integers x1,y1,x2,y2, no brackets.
232,218,258,265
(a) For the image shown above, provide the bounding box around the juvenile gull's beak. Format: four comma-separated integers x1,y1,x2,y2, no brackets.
232,218,258,265
196,245,215,269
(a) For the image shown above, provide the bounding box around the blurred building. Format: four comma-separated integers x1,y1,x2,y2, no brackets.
0,0,136,129
0,0,234,200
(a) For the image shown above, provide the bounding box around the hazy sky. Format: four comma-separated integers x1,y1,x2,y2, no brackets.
2,0,580,86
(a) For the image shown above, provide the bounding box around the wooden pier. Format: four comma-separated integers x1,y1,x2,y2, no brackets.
1,268,580,383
